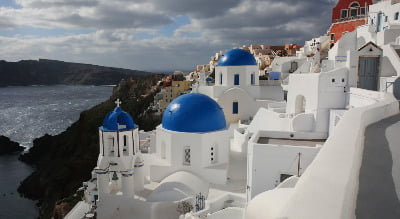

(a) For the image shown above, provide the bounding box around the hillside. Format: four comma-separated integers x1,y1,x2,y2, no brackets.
18,74,164,218
0,59,153,86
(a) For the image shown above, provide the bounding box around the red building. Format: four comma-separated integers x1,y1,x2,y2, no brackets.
328,0,373,43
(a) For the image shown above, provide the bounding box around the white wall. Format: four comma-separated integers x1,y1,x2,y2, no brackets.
151,127,230,184
247,135,321,200
275,90,399,219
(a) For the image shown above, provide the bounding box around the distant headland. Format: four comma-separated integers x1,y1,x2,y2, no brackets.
0,59,155,86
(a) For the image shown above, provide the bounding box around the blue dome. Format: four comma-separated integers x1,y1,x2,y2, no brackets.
162,93,226,133
100,107,137,131
217,49,257,66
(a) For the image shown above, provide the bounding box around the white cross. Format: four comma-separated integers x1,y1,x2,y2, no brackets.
115,98,122,107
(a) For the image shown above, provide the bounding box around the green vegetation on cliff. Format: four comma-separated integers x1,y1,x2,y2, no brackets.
18,74,164,218
0,59,154,86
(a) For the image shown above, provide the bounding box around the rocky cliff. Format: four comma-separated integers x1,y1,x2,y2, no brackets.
18,74,164,218
0,136,25,155
0,59,153,86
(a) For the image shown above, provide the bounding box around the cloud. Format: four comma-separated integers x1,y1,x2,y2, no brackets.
0,0,337,71
15,0,99,8
175,0,335,45
148,0,243,18
2,0,173,29
0,30,228,71
0,15,16,29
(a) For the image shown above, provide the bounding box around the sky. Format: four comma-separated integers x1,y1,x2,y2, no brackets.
0,0,337,72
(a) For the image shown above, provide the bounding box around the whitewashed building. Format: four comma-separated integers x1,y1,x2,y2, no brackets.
193,48,284,123
150,93,230,185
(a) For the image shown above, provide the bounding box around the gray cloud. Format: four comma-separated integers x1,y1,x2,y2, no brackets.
0,0,339,71
15,0,99,8
174,0,335,46
149,0,243,18
58,7,173,29
0,17,16,29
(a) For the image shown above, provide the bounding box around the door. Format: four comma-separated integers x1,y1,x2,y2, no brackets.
358,57,379,91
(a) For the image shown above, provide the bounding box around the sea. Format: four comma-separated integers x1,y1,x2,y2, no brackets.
0,85,114,219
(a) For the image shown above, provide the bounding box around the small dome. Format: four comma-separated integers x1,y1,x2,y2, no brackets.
100,107,136,131
162,93,226,133
217,48,257,66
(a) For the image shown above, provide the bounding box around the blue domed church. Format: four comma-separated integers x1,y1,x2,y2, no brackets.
149,93,231,184
194,48,284,123
95,99,145,200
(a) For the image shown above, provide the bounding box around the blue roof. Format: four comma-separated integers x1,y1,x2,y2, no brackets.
270,71,281,80
162,93,227,133
100,107,137,131
217,48,257,66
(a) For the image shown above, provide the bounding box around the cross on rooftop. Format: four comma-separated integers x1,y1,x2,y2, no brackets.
115,98,122,107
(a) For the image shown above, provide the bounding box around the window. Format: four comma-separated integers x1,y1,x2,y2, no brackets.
332,78,335,83
360,7,366,15
232,102,238,114
220,73,223,85
251,73,255,85
385,16,388,22
183,146,191,165
350,2,360,8
123,135,127,146
330,33,335,41
210,146,217,163
234,74,240,85
123,135,128,156
395,12,399,20
350,8,358,17
341,9,348,18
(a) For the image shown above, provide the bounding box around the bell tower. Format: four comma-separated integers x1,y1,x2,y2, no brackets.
95,99,144,199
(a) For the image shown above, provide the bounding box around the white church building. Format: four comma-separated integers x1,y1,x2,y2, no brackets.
150,93,231,185
193,48,284,123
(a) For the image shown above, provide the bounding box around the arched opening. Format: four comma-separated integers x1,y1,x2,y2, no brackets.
123,135,128,156
161,142,166,159
108,137,115,156
349,2,360,17
220,73,223,85
349,2,360,8
294,95,306,114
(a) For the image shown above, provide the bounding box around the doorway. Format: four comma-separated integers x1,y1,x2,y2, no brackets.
358,57,379,91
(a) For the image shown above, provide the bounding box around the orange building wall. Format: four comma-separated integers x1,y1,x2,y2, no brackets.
328,19,367,43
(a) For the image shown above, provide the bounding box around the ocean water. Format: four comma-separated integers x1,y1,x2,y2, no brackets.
0,85,113,218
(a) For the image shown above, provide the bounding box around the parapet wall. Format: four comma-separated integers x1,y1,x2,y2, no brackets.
278,89,399,219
